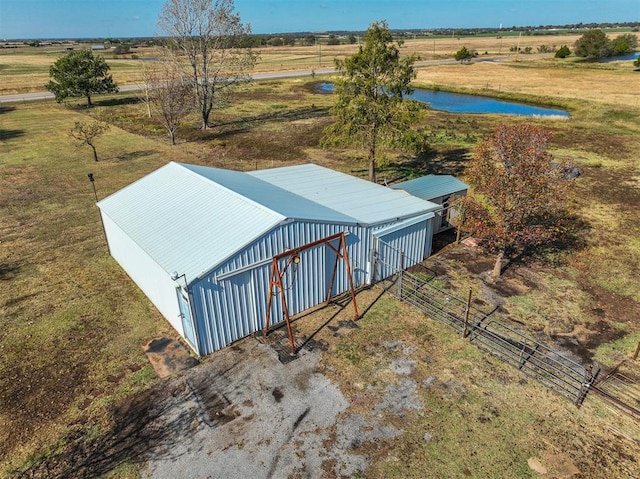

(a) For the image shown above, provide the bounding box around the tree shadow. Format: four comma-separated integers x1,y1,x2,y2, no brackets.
112,150,157,162
174,105,330,144
0,105,16,114
383,147,470,184
0,129,25,141
0,263,20,280
94,96,142,107
12,373,228,479
212,105,330,140
525,213,592,264
425,148,471,176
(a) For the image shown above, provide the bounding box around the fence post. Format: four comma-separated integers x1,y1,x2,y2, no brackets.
633,341,640,361
398,252,404,299
576,364,594,408
463,288,472,338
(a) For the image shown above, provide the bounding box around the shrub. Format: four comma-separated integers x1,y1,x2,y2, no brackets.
555,45,571,58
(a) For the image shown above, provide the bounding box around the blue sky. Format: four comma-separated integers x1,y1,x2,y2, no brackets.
0,0,638,40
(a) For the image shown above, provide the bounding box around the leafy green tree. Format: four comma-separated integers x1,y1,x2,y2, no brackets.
158,0,257,129
610,33,638,56
555,45,571,58
69,121,110,161
267,37,284,46
574,29,612,59
46,50,118,106
634,56,640,68
454,46,475,63
323,21,423,183
458,124,572,278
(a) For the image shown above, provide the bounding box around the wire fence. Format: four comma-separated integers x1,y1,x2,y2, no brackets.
373,238,597,406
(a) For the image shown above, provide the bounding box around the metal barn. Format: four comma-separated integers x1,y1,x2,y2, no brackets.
391,175,468,234
97,162,440,356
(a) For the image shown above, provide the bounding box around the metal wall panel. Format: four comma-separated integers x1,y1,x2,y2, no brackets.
191,221,372,354
372,215,431,280
189,216,435,355
101,212,190,346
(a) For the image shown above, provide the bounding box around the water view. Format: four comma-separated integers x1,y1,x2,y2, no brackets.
316,83,570,118
601,51,640,62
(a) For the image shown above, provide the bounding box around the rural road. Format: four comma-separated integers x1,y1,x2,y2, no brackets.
0,57,504,104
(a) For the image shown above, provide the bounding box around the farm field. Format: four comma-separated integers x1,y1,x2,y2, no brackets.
0,31,635,94
1,33,640,478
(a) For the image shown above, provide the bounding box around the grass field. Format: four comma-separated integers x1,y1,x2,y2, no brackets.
1,31,637,94
1,35,640,478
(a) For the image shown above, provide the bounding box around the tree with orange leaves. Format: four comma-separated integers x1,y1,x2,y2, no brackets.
458,123,573,278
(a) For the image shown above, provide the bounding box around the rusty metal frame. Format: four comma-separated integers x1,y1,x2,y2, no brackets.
263,232,359,356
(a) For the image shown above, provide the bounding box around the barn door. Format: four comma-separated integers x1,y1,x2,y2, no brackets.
177,287,196,348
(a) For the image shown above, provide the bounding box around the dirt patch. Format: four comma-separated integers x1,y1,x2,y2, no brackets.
553,321,629,363
143,337,199,378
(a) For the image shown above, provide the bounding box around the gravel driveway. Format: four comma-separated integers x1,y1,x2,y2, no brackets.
141,337,411,479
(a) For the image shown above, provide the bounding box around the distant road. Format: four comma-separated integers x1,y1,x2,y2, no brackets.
0,70,335,103
0,58,504,104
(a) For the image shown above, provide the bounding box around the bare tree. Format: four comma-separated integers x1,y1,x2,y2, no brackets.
146,62,194,145
69,121,109,161
158,0,257,129
137,62,156,118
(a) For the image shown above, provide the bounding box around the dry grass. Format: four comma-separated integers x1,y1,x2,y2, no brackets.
296,290,640,478
0,48,150,94
0,100,201,476
415,61,640,108
3,31,637,94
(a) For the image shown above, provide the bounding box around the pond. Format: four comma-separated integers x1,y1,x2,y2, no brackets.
601,51,640,62
315,83,569,118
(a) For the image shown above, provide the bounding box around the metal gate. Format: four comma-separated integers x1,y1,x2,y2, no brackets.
373,239,597,406
591,360,640,421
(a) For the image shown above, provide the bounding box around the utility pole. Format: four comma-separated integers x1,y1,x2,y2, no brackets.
87,173,98,202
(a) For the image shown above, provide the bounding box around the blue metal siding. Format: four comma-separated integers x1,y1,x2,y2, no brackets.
101,162,443,356
372,215,432,280
189,216,435,355
373,215,433,263
190,221,372,354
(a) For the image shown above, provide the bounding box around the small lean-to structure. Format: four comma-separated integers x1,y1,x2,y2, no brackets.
391,175,468,234
97,162,440,356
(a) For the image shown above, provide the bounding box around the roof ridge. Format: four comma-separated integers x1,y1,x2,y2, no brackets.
174,162,287,221
178,162,358,224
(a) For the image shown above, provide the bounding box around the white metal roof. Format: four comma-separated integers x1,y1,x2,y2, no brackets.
179,163,356,224
250,164,440,225
97,162,287,282
391,175,468,201
98,162,441,282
